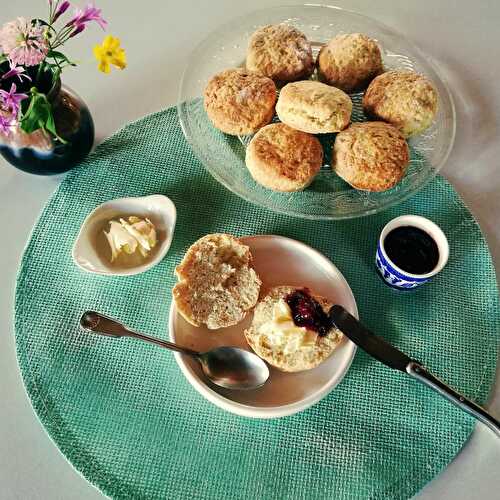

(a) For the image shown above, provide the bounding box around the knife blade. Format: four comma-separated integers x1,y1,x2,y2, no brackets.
329,304,412,371
329,304,500,438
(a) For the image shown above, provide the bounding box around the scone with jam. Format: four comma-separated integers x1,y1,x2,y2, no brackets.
244,286,343,372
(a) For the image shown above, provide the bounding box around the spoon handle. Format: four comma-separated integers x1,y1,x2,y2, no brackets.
80,311,199,357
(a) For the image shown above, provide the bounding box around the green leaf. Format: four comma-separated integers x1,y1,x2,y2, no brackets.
20,88,67,144
44,108,58,139
34,19,51,27
0,53,7,65
51,66,61,86
47,50,76,67
20,93,48,132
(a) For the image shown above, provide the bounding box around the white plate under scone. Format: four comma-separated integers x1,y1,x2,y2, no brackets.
169,235,357,418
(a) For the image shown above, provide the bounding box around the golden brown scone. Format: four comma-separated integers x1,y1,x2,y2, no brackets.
245,123,323,192
203,68,276,135
246,24,314,83
363,70,438,137
173,234,261,329
317,33,383,92
276,80,352,134
244,286,343,372
332,121,410,192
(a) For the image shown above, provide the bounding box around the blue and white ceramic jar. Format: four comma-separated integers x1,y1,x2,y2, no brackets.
376,215,449,290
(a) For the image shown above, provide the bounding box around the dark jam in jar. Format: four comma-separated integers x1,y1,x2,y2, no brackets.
285,288,331,337
384,226,439,275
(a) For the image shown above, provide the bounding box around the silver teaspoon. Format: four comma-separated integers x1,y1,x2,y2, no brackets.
80,311,269,390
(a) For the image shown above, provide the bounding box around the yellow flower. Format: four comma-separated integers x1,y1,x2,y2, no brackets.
93,35,127,74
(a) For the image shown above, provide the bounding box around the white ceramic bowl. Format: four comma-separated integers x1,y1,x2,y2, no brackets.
72,195,176,276
169,235,357,418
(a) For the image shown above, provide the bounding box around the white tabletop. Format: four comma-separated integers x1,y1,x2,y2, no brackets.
1,1,499,498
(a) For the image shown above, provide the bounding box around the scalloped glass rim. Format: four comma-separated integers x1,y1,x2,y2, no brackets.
177,4,456,220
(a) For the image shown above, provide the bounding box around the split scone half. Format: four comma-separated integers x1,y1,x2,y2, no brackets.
173,234,261,329
245,286,343,372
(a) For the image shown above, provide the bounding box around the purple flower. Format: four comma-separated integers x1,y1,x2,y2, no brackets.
53,1,71,23
0,112,14,136
1,59,32,83
66,4,107,33
69,23,85,38
0,83,28,115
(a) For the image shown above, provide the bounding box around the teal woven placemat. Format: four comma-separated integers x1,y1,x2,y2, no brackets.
15,107,500,500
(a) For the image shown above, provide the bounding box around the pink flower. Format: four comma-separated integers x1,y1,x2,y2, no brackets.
53,1,71,23
69,24,86,38
0,83,28,115
0,82,27,136
66,4,107,33
0,18,49,67
0,112,14,136
1,59,32,83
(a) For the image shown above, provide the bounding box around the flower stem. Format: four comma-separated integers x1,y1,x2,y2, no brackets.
35,61,45,86
51,25,74,48
47,38,64,75
49,0,61,24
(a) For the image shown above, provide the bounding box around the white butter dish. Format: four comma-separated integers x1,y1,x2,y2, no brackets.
72,195,176,276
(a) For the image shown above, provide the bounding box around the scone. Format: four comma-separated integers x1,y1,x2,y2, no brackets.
246,24,314,83
332,121,410,192
363,70,438,137
245,123,323,192
172,234,261,329
317,33,383,92
276,81,352,134
203,68,276,135
244,286,343,372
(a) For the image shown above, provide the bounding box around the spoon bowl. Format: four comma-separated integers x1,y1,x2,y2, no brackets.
199,347,269,390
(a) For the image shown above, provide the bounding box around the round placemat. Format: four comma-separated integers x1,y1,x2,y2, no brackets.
15,107,500,500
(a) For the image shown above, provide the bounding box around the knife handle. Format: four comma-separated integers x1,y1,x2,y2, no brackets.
406,361,500,438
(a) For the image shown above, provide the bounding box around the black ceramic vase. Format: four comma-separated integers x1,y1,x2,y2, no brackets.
0,74,94,176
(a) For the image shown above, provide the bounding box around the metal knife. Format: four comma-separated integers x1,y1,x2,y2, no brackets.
330,305,500,438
